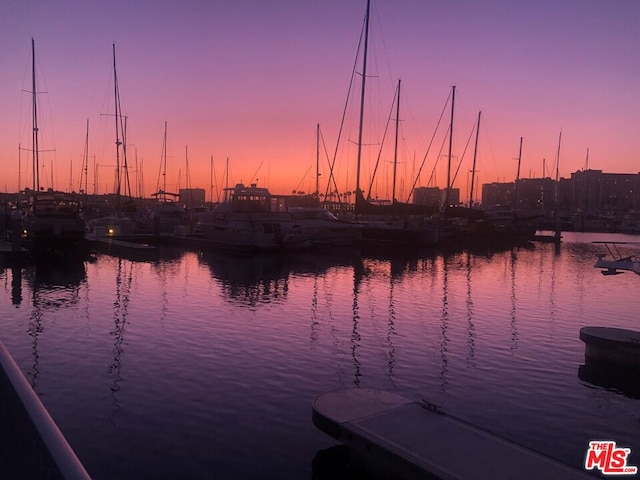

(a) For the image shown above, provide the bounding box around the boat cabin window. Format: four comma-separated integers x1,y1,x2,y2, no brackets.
233,194,271,213
270,197,288,213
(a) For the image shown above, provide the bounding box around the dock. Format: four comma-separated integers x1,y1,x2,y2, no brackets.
580,326,640,369
0,339,91,480
0,238,29,262
312,388,590,479
88,235,158,260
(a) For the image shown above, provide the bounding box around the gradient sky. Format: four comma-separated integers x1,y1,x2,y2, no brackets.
1,0,638,203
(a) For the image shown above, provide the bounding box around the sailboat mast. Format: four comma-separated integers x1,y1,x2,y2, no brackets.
469,110,481,209
392,79,400,203
584,147,589,171
209,155,213,204
514,136,523,219
355,0,371,195
113,43,122,199
316,123,320,197
444,85,456,213
80,118,89,195
18,144,21,193
31,38,40,191
162,121,168,194
554,131,562,242
555,132,561,205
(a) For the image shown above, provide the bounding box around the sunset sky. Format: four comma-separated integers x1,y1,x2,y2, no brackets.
1,0,638,203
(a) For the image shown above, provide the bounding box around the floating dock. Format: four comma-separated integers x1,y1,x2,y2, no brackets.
88,235,158,260
580,326,640,369
0,239,29,262
0,339,91,480
312,388,590,479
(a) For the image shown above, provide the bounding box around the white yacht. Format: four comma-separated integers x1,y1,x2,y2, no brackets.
198,183,310,251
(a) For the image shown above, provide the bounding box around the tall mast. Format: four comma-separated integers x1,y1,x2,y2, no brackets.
210,155,214,204
113,43,122,199
31,38,40,191
584,147,589,171
443,85,456,214
185,145,193,205
555,132,561,204
135,149,141,198
18,144,21,193
554,131,562,242
355,0,371,195
392,79,401,203
514,136,523,219
162,121,168,193
79,118,89,194
316,123,320,197
469,110,481,210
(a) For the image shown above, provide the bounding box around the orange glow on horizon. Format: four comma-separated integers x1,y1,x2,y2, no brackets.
1,2,638,203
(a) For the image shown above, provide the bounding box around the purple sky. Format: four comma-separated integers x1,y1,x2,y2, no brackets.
1,0,638,202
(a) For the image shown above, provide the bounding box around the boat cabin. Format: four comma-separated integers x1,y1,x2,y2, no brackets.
224,183,289,214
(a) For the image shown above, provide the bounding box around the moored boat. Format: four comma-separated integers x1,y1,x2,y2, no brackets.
198,183,311,251
18,39,86,256
21,189,87,255
290,206,362,247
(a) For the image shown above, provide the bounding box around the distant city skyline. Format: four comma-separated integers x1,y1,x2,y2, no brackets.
1,0,638,202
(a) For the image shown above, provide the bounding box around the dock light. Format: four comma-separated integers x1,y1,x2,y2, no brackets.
108,228,115,235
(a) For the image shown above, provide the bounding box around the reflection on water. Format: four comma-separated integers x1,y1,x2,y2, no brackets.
386,273,396,385
0,234,638,480
108,258,132,423
578,358,640,400
464,253,476,368
11,264,21,305
202,251,291,308
19,258,87,389
200,248,363,308
350,257,363,387
510,249,519,350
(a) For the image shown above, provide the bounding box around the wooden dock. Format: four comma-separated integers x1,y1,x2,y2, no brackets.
312,388,590,480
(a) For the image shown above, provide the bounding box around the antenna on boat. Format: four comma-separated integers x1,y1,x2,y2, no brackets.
249,162,263,186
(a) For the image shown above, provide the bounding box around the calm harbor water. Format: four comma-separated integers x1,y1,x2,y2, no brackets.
1,232,639,479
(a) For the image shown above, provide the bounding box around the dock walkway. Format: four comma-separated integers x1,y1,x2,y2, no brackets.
313,388,592,480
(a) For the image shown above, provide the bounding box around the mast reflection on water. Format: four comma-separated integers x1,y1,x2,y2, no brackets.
0,235,637,479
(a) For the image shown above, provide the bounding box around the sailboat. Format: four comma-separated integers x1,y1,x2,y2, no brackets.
348,5,438,248
86,43,137,238
449,135,538,247
148,122,188,234
20,38,87,255
288,124,362,247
